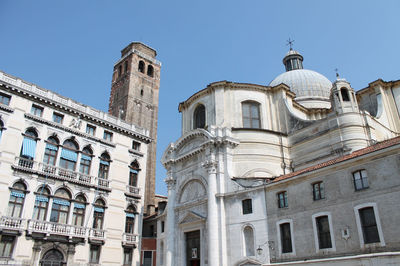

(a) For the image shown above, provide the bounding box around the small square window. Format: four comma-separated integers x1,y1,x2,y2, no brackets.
31,105,43,117
52,112,64,124
353,170,369,191
103,131,112,141
313,182,325,200
277,191,288,208
86,124,96,136
242,199,253,215
0,93,11,106
132,141,141,151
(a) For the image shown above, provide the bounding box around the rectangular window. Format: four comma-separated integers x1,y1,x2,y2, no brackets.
0,235,15,258
31,105,43,117
86,124,96,136
161,221,165,233
359,207,380,244
313,182,325,200
277,191,288,208
123,248,133,266
280,223,292,253
52,112,64,124
242,199,253,215
0,93,11,106
242,102,261,129
353,170,369,190
143,251,153,266
132,141,141,151
89,245,101,263
103,131,112,141
316,216,332,249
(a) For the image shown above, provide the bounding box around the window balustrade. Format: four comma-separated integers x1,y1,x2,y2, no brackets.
13,157,110,189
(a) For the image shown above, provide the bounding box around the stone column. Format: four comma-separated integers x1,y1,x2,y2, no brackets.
164,172,176,266
66,244,76,264
202,158,219,266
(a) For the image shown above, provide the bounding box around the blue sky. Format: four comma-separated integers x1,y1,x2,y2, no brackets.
1,0,399,195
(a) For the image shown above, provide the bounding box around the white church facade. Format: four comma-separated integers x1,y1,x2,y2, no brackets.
158,49,400,265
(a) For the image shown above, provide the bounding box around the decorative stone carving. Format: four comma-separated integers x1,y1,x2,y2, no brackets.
179,180,206,203
201,159,218,174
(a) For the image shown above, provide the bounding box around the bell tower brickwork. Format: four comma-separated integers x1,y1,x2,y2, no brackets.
109,42,161,215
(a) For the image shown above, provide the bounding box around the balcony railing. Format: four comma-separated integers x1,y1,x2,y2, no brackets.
89,228,106,241
123,233,139,246
126,185,140,196
0,216,25,231
27,219,88,238
13,157,110,189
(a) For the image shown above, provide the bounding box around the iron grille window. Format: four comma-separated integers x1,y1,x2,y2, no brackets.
353,170,369,190
316,216,332,249
359,207,380,244
313,182,325,200
277,191,288,208
242,199,253,215
280,223,292,253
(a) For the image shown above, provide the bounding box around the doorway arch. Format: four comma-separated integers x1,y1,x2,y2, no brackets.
40,249,66,266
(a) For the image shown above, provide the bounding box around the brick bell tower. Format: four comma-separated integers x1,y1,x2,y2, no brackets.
109,42,161,215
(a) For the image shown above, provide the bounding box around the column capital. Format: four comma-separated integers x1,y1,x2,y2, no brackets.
202,159,218,174
164,175,176,190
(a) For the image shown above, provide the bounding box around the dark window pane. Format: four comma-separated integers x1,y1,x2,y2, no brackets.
359,207,380,244
280,223,292,253
316,216,332,249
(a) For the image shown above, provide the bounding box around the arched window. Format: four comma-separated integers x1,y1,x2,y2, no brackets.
59,139,79,171
193,104,206,129
242,101,261,129
138,61,145,73
40,249,64,266
98,153,110,180
50,188,71,224
93,199,105,229
79,147,92,175
125,205,136,234
129,161,140,187
43,137,59,167
147,65,154,77
243,226,255,257
33,187,50,221
73,195,86,226
21,128,38,160
7,182,27,218
340,88,350,102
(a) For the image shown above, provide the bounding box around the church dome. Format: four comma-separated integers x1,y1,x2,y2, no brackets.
270,69,332,99
269,49,332,109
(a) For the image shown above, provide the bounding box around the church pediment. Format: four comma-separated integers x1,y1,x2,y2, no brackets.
236,258,262,266
179,211,206,225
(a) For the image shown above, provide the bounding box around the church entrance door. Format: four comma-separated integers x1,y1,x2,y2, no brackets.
185,230,200,266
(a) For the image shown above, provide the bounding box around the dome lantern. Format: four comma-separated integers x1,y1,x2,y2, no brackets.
283,49,304,71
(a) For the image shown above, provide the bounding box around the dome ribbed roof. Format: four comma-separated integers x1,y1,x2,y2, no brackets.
269,69,332,100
